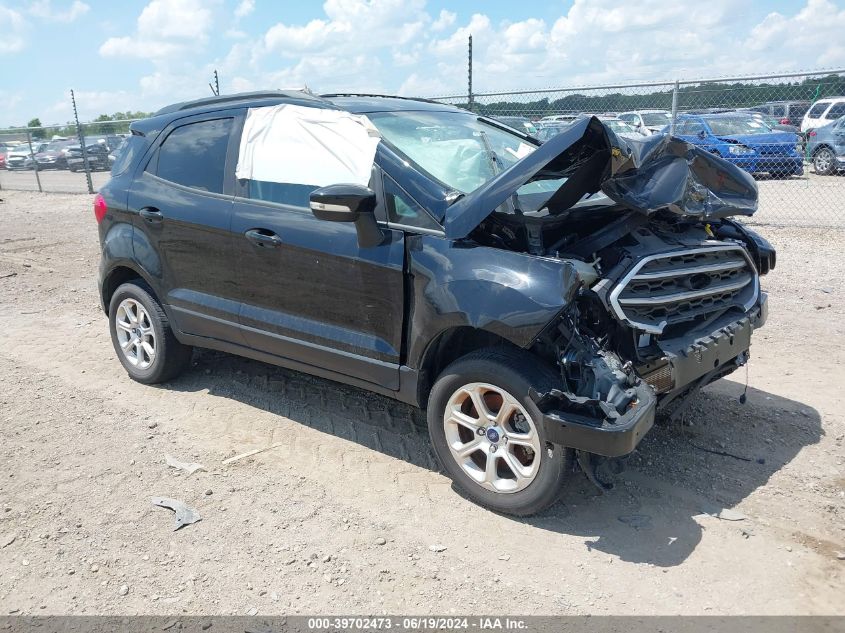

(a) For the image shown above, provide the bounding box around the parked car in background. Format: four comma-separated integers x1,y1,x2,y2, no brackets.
493,116,538,136
534,121,575,141
67,138,111,172
5,144,39,170
801,97,845,132
95,91,773,515
673,113,803,178
596,115,647,140
540,114,579,124
748,101,810,127
0,152,5,170
618,110,672,135
806,115,845,175
108,137,129,169
32,139,75,169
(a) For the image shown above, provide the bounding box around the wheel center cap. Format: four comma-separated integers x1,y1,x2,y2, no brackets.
485,427,501,443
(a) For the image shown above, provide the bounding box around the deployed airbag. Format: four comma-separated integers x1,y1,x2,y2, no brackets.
235,104,381,187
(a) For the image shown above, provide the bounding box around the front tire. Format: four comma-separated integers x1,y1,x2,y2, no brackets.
427,348,572,516
108,281,193,384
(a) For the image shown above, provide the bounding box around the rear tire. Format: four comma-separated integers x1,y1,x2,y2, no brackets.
426,348,572,516
813,147,836,175
108,281,193,384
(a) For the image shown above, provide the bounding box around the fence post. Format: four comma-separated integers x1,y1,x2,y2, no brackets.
26,131,43,194
70,89,94,195
467,34,474,113
670,79,679,135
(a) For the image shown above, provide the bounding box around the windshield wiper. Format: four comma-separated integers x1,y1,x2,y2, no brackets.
477,130,502,175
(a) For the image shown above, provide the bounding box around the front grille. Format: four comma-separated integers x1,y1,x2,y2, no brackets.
608,245,758,334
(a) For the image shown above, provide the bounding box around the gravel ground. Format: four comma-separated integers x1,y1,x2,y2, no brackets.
0,190,842,616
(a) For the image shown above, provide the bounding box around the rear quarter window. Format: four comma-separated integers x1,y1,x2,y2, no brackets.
825,103,845,119
110,135,145,177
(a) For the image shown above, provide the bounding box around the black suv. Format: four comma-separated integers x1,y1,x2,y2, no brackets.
95,91,774,515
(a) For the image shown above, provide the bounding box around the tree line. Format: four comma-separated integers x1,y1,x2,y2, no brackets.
16,111,153,140
455,74,845,117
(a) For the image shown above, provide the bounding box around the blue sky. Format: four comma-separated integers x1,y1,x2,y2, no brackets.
2,0,844,127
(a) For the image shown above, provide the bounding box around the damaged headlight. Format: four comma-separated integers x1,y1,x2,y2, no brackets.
728,144,754,156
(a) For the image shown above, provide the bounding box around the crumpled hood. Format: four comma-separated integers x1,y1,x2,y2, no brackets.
444,116,759,239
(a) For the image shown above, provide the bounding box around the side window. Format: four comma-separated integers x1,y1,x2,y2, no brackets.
824,103,845,119
248,181,316,207
383,175,441,231
153,118,232,193
808,102,829,118
770,105,785,117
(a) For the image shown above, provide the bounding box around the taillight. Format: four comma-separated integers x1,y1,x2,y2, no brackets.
808,131,817,137
93,193,107,223
780,117,789,125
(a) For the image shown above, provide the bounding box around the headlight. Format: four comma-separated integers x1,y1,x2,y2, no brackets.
795,143,802,153
729,145,754,155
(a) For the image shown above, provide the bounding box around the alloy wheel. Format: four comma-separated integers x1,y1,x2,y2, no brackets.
114,298,156,370
443,382,542,493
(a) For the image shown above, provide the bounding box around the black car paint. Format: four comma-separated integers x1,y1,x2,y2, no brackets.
97,92,772,457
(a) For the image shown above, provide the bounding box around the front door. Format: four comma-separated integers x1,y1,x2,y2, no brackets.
231,187,406,389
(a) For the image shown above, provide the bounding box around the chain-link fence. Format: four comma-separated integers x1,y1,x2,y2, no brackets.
0,118,139,195
430,69,845,227
2,70,844,226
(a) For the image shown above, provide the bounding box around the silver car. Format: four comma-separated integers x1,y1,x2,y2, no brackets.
807,115,845,175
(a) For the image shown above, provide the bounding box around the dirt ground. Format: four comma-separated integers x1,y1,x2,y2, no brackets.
0,189,842,616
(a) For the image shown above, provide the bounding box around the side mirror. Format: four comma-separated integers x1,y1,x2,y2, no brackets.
309,183,384,248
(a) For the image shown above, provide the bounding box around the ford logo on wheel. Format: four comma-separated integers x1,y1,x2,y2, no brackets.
486,428,500,443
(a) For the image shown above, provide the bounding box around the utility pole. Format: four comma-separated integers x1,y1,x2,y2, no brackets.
467,35,474,112
71,89,93,195
209,69,220,96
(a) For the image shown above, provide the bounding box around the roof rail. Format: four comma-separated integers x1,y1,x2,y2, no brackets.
320,93,440,105
154,90,323,116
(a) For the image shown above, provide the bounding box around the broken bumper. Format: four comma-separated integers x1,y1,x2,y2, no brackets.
538,381,657,457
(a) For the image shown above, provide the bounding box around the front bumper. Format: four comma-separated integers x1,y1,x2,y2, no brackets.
728,155,803,174
537,295,768,457
538,381,656,457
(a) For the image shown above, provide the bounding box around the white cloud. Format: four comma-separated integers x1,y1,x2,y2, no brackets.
431,9,456,31
234,0,255,19
28,0,90,23
100,0,214,60
0,6,27,52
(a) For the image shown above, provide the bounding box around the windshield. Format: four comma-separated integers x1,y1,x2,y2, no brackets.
45,141,71,151
707,117,772,136
368,111,537,193
641,112,671,126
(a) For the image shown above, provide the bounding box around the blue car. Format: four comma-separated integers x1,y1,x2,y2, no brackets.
672,113,803,178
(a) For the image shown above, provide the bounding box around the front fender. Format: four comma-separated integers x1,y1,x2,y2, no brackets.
407,235,580,368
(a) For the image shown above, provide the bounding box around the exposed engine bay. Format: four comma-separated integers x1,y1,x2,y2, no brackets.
461,120,777,479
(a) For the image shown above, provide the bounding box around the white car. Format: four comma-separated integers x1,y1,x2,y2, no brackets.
618,110,672,135
801,97,845,132
596,116,648,140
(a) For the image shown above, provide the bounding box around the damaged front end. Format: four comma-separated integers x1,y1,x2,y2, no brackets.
453,117,775,465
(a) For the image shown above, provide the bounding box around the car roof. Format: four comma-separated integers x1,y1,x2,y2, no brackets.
813,96,845,103
323,94,463,114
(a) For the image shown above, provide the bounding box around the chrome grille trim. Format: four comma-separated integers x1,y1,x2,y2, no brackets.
607,244,759,335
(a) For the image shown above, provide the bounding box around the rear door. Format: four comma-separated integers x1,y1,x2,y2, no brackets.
127,111,245,343
229,111,406,389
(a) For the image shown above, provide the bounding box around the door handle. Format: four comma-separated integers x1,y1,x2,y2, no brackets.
139,207,162,223
244,228,283,248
